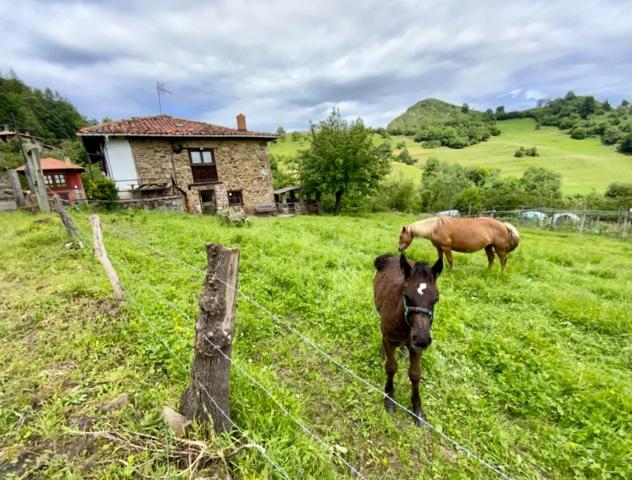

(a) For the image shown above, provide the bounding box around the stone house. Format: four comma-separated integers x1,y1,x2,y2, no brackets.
77,114,277,214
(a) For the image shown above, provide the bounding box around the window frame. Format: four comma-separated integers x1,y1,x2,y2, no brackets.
187,148,218,183
227,189,243,206
45,173,67,188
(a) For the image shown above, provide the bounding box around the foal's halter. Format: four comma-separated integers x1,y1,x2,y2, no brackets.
403,296,434,328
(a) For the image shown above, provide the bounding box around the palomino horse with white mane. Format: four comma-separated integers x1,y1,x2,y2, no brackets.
398,216,520,271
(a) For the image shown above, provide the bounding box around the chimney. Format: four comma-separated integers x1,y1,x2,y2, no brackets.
236,113,247,131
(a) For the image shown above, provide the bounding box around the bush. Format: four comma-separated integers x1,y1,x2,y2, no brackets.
618,133,632,154
421,140,441,148
571,127,589,139
397,148,415,165
396,140,406,149
514,146,538,157
85,177,118,206
372,175,418,212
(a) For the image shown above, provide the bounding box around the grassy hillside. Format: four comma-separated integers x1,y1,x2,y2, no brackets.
387,98,486,132
270,119,632,194
1,210,631,479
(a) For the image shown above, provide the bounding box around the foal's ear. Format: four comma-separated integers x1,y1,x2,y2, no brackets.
401,226,407,233
431,257,443,279
400,254,412,278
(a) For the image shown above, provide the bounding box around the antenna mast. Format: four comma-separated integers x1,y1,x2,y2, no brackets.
156,81,173,114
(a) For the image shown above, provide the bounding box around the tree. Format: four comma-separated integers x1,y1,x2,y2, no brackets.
565,91,576,100
298,109,390,215
461,103,470,114
519,166,561,204
619,132,632,154
603,100,612,111
275,126,286,138
495,105,505,118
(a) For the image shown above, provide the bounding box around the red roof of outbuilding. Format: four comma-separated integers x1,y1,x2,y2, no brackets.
17,157,84,172
78,115,277,139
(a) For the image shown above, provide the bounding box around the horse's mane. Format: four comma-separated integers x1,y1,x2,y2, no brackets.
407,216,455,239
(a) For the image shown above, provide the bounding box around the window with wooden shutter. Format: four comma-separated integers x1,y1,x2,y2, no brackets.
188,148,218,183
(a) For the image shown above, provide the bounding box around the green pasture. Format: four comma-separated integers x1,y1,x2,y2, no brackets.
269,119,632,194
1,210,630,479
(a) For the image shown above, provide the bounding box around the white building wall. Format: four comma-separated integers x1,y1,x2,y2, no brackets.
103,138,139,194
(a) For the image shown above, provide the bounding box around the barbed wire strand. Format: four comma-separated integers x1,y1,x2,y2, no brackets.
65,203,513,479
106,249,365,479
67,219,294,480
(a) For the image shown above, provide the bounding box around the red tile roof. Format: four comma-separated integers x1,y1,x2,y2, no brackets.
17,157,84,172
78,115,277,139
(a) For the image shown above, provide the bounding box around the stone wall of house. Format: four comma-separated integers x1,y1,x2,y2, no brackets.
128,138,274,214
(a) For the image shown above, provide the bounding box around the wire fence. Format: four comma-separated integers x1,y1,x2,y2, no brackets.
63,201,516,479
457,207,632,237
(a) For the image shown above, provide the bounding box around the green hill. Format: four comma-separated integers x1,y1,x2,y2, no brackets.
269,118,632,194
387,98,482,132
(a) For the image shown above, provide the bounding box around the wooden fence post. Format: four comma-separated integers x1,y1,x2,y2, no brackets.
24,145,50,213
89,214,124,300
7,169,25,208
50,195,83,247
181,244,240,432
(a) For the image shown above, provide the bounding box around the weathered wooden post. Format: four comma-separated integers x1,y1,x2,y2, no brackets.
89,214,124,300
24,144,50,213
7,169,25,208
50,195,83,247
181,244,240,432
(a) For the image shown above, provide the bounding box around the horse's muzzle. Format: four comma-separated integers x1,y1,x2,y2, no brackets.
412,335,432,350
398,244,406,252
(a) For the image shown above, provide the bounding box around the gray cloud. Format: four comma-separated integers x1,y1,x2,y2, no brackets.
1,0,631,130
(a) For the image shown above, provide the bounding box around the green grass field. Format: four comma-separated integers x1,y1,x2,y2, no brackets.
269,119,632,194
1,210,631,479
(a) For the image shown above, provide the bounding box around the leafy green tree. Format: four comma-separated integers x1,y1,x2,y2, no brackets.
419,158,472,211
565,91,576,100
519,166,562,204
397,147,415,165
619,132,632,154
298,109,390,215
495,105,505,117
603,100,612,111
275,126,286,138
454,186,483,213
461,103,470,113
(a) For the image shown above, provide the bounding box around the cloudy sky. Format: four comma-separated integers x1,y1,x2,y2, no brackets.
1,0,631,131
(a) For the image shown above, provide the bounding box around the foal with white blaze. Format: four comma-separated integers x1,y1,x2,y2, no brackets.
373,253,443,425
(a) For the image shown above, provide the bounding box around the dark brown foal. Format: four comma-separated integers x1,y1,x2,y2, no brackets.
373,253,442,425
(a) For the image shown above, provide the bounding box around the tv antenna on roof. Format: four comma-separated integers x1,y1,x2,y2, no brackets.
156,81,172,114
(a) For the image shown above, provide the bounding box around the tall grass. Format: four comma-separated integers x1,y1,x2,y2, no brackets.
1,210,630,478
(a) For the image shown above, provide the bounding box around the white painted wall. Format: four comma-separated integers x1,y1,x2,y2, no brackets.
103,138,139,191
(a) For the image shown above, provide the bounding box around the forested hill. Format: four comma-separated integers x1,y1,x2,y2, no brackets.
386,98,499,148
501,92,632,153
0,72,88,145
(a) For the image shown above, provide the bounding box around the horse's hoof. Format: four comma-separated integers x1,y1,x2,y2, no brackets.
412,412,426,427
384,398,395,414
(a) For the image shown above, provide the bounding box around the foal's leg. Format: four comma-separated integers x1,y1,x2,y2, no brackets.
494,246,508,271
383,340,398,414
408,347,424,425
485,245,495,270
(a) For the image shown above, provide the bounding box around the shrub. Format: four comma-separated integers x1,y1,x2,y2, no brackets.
85,177,118,206
514,147,525,158
618,133,632,154
397,148,415,165
421,140,441,148
571,127,589,139
396,140,406,149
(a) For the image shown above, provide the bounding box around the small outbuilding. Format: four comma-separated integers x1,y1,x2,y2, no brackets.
273,185,302,214
17,157,86,204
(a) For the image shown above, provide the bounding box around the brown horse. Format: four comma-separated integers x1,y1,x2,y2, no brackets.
398,216,520,270
373,253,442,425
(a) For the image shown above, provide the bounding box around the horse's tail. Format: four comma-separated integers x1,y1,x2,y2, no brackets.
504,222,520,252
374,254,395,271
